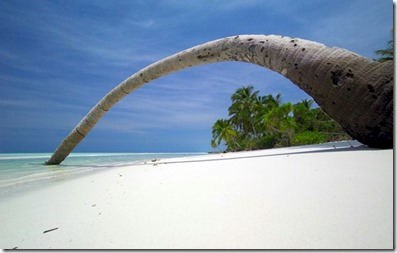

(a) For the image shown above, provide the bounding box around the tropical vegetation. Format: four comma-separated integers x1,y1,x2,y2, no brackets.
375,32,393,62
211,86,351,152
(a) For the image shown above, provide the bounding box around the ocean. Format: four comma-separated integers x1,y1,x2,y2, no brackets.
0,152,205,199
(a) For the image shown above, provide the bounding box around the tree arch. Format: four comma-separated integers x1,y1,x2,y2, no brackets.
46,35,393,164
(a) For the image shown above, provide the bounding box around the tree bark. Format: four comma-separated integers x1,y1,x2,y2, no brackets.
46,35,393,165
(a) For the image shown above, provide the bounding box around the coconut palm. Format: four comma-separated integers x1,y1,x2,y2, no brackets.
228,86,260,137
260,93,282,110
261,102,296,146
293,99,315,132
211,119,239,150
375,32,393,63
254,93,280,134
375,42,393,62
300,99,314,110
46,35,393,164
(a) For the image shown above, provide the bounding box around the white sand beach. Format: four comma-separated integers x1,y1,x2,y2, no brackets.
0,141,393,249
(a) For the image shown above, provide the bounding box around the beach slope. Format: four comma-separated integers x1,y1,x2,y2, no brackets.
0,141,393,249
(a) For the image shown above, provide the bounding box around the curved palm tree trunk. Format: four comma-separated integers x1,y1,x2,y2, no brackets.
46,35,393,165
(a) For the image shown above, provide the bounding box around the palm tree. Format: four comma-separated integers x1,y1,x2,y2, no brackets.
46,35,393,164
300,99,314,110
211,119,239,150
255,93,279,133
228,86,260,138
261,102,296,146
375,32,393,62
260,93,282,110
293,99,315,132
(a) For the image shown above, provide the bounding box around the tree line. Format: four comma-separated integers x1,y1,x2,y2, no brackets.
211,86,351,152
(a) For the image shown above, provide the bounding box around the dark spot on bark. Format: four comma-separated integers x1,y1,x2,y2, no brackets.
290,39,295,42
346,72,354,78
330,69,344,86
327,62,331,65
248,45,256,52
347,87,351,91
197,55,208,61
234,36,239,39
294,44,297,47
282,58,286,62
332,101,336,105
76,128,85,137
315,74,319,79
302,48,306,51
178,59,182,61
197,54,215,61
260,41,265,43
367,84,375,93
140,73,143,77
261,47,264,52
247,38,254,41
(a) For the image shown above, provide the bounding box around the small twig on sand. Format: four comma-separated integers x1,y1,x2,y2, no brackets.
43,227,58,234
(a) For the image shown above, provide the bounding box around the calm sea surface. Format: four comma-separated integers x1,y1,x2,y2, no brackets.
0,152,205,199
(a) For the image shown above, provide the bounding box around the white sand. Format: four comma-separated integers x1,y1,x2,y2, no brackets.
0,142,393,249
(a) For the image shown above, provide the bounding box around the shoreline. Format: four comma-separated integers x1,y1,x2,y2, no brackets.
0,152,206,200
0,141,393,249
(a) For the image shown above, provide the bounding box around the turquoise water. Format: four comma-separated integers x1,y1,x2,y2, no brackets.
0,152,205,198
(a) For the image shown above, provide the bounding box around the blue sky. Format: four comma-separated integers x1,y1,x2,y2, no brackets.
0,0,393,153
